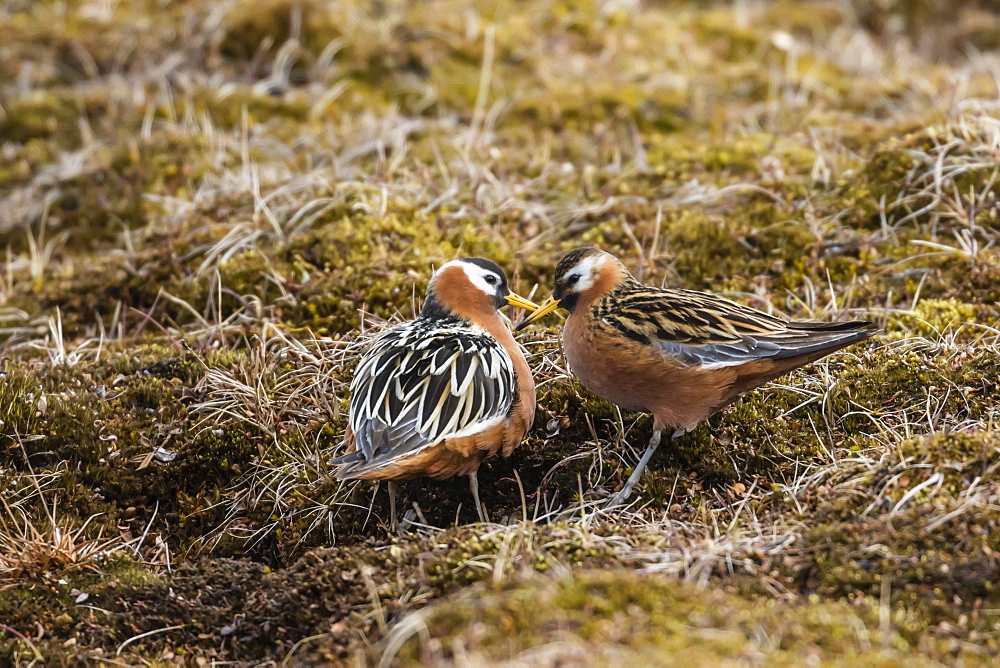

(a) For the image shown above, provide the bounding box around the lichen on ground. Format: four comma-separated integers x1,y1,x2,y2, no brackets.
2,0,1000,664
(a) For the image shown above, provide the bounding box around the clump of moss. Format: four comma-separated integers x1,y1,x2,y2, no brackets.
0,90,111,148
276,211,515,332
1,130,214,258
0,522,625,664
0,346,255,555
385,569,933,665
834,121,1000,234
755,431,1000,658
934,251,1000,317
886,298,980,337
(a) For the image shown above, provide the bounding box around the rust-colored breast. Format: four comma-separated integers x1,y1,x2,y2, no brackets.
563,312,735,432
487,318,536,457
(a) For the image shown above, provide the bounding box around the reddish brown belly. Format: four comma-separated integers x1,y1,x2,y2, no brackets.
562,314,731,431
562,316,660,412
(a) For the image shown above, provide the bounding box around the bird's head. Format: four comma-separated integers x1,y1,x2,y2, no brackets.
423,258,538,322
516,247,631,329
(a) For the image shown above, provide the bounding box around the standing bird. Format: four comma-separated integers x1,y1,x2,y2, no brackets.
334,258,538,530
517,247,876,508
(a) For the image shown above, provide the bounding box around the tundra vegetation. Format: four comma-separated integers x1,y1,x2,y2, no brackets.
2,0,1000,664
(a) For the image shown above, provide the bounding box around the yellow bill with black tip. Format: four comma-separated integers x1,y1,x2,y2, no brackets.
505,292,541,311
514,296,561,331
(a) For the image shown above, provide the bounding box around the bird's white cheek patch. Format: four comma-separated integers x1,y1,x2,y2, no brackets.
565,256,602,292
460,264,499,297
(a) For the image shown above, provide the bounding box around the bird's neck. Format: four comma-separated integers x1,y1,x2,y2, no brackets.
419,295,461,322
572,273,640,317
419,296,501,337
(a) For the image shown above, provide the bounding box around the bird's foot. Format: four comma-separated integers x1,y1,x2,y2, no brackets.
398,508,417,533
604,429,666,510
604,485,634,510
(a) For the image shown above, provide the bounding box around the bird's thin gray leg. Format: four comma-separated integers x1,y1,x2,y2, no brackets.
388,480,400,533
469,472,489,523
605,428,671,509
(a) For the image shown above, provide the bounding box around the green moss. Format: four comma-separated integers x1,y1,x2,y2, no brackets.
0,90,111,148
0,365,42,446
757,430,1000,658
666,209,811,291
278,211,513,332
0,132,213,255
935,251,1000,314
0,347,255,558
389,570,932,665
834,122,1000,233
887,298,980,337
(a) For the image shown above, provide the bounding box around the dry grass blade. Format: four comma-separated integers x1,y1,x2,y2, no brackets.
0,495,132,587
191,322,390,547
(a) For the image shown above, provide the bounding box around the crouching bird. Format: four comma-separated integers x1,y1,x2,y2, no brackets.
333,258,538,530
517,247,876,508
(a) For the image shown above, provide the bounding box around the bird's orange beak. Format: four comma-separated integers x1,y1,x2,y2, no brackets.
504,292,540,312
514,296,561,331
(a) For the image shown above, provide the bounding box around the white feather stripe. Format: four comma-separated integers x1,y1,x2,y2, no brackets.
453,385,479,436
459,386,477,427
361,378,379,417
432,350,460,375
352,356,376,382
371,350,397,377
399,377,427,404
495,350,507,378
421,383,454,434
378,387,393,422
398,350,419,374
455,356,480,396
437,398,464,439
491,350,505,378
450,356,461,393
480,349,493,379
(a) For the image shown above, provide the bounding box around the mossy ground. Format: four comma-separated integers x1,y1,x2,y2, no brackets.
2,0,1000,664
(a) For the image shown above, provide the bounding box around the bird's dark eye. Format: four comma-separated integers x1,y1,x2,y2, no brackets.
565,274,580,287
484,274,498,285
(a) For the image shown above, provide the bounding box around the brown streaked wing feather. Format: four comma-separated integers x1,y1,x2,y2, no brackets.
600,288,786,342
597,286,875,368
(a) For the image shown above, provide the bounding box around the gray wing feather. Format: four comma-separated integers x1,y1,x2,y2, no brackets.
657,327,874,368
